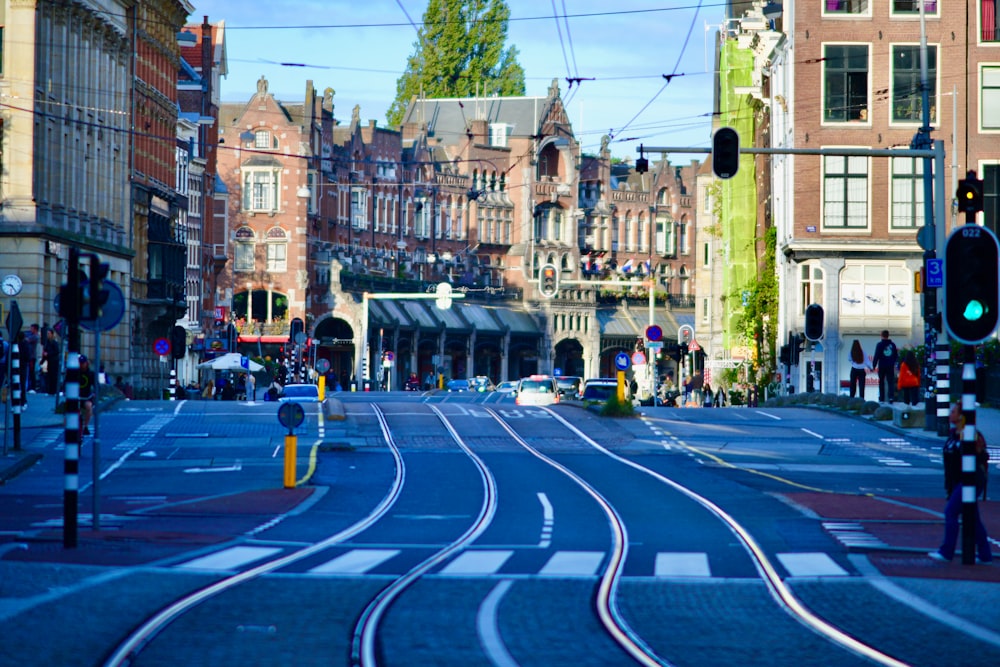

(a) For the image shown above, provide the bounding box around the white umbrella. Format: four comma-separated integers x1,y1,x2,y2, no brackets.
196,352,263,372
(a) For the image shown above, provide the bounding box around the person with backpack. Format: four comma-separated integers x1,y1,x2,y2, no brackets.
872,330,898,403
897,349,921,406
929,403,992,563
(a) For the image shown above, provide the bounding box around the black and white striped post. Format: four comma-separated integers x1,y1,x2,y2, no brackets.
960,345,979,565
11,342,22,451
169,368,177,401
935,341,951,437
62,247,83,549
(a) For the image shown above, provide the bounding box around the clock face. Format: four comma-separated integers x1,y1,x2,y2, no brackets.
1,274,22,296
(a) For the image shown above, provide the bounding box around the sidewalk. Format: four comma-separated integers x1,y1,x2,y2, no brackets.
0,391,63,483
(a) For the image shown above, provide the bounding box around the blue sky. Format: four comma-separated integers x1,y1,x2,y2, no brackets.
189,1,721,160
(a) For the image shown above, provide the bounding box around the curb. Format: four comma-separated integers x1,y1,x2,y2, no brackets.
0,452,42,485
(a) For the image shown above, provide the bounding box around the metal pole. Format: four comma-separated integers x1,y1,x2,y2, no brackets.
64,247,81,549
11,343,21,451
960,345,978,565
92,330,101,532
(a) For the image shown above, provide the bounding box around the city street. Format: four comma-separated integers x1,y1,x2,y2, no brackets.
1,392,999,666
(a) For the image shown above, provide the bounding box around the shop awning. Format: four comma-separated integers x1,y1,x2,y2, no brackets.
458,303,504,333
494,308,541,335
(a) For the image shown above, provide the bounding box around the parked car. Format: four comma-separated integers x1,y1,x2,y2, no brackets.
513,375,559,406
581,378,619,402
555,375,583,399
446,379,471,392
278,383,320,403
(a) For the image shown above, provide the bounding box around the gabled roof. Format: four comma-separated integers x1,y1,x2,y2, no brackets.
402,95,553,147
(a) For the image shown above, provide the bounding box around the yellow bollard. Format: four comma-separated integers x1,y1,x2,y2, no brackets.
284,434,297,488
318,375,326,401
617,370,626,403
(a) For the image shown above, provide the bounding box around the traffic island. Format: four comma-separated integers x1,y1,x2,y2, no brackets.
892,404,926,428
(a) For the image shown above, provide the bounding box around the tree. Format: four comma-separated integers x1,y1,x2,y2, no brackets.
386,0,526,127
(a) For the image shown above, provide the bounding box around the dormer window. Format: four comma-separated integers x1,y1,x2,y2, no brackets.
490,123,510,147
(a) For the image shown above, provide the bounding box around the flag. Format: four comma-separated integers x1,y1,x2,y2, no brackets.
643,260,651,275
621,258,634,273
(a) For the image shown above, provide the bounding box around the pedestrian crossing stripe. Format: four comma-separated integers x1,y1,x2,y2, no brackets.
173,547,850,579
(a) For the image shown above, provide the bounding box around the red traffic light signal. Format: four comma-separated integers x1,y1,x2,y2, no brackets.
712,127,740,179
945,224,999,344
539,264,559,298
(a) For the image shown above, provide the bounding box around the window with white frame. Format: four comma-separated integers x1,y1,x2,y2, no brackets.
637,215,646,252
351,187,368,230
891,1,937,16
840,263,911,318
800,263,825,312
415,200,429,238
623,216,632,251
983,66,1000,130
234,226,256,272
265,228,288,272
242,169,280,212
891,157,924,229
254,130,271,149
823,44,869,123
823,155,869,228
678,220,688,255
490,123,510,147
892,44,937,124
825,0,871,15
983,1,1000,42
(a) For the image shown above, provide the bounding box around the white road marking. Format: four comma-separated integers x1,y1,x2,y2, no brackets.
175,546,282,571
538,551,604,577
801,428,824,439
440,550,514,575
654,552,712,577
537,492,553,548
777,552,848,577
477,580,520,667
308,549,400,574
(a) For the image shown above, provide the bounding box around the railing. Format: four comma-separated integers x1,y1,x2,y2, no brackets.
339,271,521,302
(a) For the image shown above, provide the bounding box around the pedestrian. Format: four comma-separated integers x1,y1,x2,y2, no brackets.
714,386,726,408
24,323,40,392
42,328,60,395
691,372,704,406
929,403,992,564
872,330,899,403
897,349,921,406
424,370,434,391
848,339,870,400
703,383,714,408
247,372,256,401
78,355,97,436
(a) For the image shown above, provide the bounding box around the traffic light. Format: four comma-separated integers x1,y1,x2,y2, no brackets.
86,257,110,321
539,264,559,298
712,127,740,179
779,344,791,367
170,325,187,359
804,304,824,342
791,334,805,365
956,170,985,215
289,317,305,342
944,224,1000,344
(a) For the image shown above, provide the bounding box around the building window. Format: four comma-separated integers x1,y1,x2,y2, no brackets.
702,297,710,323
891,157,925,229
891,1,937,15
254,130,271,149
415,200,429,238
983,66,1000,130
823,44,869,122
242,169,279,212
982,1,999,42
892,45,937,124
823,155,869,228
703,241,711,267
678,220,689,254
800,263,825,313
351,187,368,230
235,243,255,272
490,123,509,147
824,0,870,15
840,263,911,318
985,164,1000,235
266,242,287,272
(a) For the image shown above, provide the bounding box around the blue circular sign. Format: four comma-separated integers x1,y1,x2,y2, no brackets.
614,352,631,371
645,325,662,342
153,337,171,356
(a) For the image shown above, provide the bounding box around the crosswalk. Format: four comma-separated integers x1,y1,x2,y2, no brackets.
172,545,849,579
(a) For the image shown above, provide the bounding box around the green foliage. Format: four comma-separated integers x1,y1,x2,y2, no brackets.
386,0,526,126
599,395,636,417
733,226,779,386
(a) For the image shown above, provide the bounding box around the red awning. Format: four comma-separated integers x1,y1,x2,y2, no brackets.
238,335,289,343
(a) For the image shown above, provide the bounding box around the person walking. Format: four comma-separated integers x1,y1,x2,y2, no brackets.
897,349,921,406
42,328,60,395
24,323,40,392
247,372,256,402
872,330,899,403
929,403,992,563
78,355,97,436
848,339,871,399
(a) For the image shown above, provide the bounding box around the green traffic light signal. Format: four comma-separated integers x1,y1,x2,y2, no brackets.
963,299,985,322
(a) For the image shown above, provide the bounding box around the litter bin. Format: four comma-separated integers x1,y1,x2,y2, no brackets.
363,380,371,392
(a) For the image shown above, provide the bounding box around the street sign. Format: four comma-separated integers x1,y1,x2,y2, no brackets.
153,337,171,356
315,358,331,374
688,339,702,352
614,352,630,370
277,402,305,430
631,351,647,366
678,324,694,344
925,258,943,288
80,280,125,332
241,355,250,369
645,324,662,342
647,341,664,351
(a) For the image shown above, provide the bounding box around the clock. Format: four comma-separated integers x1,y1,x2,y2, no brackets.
1,274,22,297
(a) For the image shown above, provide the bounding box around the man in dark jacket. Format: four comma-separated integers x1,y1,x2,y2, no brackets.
872,330,898,403
929,403,992,563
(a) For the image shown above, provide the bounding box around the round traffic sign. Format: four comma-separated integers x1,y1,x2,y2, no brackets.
153,337,171,356
631,351,647,366
645,325,662,342
277,402,305,430
614,351,630,371
316,358,331,374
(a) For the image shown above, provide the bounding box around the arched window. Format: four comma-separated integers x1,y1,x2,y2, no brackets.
266,227,288,272
234,226,255,272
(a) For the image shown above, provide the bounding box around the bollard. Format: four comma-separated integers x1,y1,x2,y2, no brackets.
169,369,177,401
283,434,297,489
11,344,21,451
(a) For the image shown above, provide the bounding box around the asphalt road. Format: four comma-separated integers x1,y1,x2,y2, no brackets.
1,392,998,666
